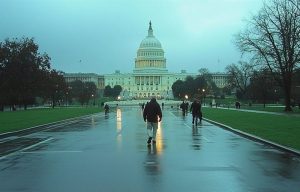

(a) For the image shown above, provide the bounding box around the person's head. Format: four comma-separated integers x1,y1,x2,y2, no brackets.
150,97,156,102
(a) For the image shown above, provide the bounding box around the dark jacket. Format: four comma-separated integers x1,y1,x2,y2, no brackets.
190,101,201,116
143,99,162,123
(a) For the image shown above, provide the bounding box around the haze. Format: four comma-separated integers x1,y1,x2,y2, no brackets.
0,0,263,74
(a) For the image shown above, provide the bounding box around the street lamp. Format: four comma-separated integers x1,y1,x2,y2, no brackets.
92,94,95,106
202,89,205,105
117,96,121,107
185,94,188,100
66,91,68,106
67,86,72,106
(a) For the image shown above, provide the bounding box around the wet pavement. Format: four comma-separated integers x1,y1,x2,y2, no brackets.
0,107,300,192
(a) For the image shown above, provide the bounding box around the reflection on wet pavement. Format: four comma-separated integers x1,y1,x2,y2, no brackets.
144,144,161,175
191,125,201,150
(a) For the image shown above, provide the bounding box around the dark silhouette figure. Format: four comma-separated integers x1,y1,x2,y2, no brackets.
161,102,164,109
185,102,189,115
180,101,186,115
104,104,109,114
190,100,202,125
143,98,162,145
235,101,241,109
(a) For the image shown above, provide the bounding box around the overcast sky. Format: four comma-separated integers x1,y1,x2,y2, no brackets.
0,0,264,74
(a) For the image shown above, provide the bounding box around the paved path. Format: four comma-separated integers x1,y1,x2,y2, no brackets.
215,106,300,116
0,107,300,192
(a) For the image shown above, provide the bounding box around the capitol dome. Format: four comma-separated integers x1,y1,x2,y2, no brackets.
139,34,162,48
134,21,167,73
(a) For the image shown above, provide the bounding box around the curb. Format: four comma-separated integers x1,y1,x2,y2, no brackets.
0,113,100,139
203,118,300,156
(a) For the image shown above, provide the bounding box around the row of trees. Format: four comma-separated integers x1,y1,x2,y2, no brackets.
172,69,221,100
0,37,98,110
103,85,122,98
173,0,300,112
0,37,67,110
226,61,300,106
68,80,97,106
233,0,300,111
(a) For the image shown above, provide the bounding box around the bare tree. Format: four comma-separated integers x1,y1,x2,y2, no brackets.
236,0,300,111
226,61,254,99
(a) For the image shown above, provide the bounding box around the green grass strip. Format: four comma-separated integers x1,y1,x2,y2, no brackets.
0,107,102,134
202,107,300,151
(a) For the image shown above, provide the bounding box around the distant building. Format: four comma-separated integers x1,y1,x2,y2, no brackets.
64,73,105,90
210,72,229,89
64,22,229,99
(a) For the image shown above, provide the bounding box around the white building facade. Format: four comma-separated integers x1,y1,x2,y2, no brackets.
64,22,229,99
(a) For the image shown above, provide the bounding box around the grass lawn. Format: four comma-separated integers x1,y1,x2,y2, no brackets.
0,107,102,134
202,107,300,151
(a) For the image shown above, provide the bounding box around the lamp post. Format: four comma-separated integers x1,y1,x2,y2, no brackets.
53,84,58,108
66,91,68,106
92,94,95,106
67,86,72,106
117,96,121,107
202,89,205,105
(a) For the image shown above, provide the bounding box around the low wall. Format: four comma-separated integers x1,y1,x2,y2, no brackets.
105,100,182,107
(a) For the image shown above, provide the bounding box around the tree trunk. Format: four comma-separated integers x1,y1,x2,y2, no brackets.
52,95,55,109
283,77,292,111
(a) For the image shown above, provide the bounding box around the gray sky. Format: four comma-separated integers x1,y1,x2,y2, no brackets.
0,0,263,74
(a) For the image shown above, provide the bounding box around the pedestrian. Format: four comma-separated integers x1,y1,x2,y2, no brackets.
190,99,202,125
185,101,189,115
104,104,109,114
143,97,162,145
180,101,186,115
162,102,164,109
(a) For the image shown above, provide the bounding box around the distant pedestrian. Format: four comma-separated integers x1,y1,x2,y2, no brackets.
185,102,189,115
162,102,164,109
235,101,241,109
190,99,202,125
143,97,162,145
104,104,109,114
180,101,186,115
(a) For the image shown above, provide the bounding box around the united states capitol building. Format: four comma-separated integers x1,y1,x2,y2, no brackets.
64,22,228,99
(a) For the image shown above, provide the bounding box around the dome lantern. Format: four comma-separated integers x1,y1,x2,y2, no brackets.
148,21,153,37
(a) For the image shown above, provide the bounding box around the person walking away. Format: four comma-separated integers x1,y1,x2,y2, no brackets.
143,97,162,145
185,101,189,115
104,104,109,114
190,100,201,125
180,101,186,115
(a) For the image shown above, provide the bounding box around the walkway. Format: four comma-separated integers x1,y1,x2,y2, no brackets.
0,107,299,192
